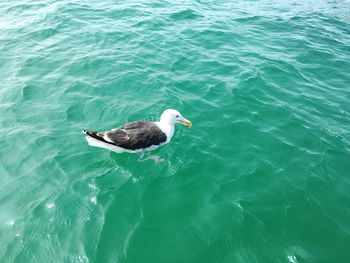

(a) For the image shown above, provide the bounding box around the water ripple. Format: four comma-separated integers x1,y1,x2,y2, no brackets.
1,0,350,262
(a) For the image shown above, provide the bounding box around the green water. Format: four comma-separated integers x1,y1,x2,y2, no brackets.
1,0,350,262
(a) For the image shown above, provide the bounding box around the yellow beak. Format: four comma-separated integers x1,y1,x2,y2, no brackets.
181,118,192,128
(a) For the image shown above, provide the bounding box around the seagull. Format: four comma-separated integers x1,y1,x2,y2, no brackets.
83,109,192,155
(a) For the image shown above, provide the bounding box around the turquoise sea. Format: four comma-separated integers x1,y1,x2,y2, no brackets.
1,0,350,262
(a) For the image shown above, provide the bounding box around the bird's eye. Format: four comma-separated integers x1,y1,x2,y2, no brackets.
176,115,179,118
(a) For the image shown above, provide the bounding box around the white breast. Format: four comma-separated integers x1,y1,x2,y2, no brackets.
154,121,175,144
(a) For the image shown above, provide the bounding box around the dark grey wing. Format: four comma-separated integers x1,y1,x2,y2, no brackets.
105,121,167,150
122,121,148,130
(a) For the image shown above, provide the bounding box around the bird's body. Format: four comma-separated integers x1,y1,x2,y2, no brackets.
84,121,169,153
83,109,191,154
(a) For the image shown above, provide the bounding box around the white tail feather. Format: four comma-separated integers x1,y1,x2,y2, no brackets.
85,136,136,153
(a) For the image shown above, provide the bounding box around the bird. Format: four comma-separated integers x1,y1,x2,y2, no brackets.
83,109,192,154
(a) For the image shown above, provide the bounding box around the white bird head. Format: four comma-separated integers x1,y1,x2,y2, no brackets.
160,109,192,128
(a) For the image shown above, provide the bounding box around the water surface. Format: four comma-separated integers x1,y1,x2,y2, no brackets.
1,0,350,262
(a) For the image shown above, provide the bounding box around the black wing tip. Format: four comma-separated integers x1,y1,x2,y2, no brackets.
82,129,95,136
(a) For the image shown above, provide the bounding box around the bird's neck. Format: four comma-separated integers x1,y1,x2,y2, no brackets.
156,120,175,142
